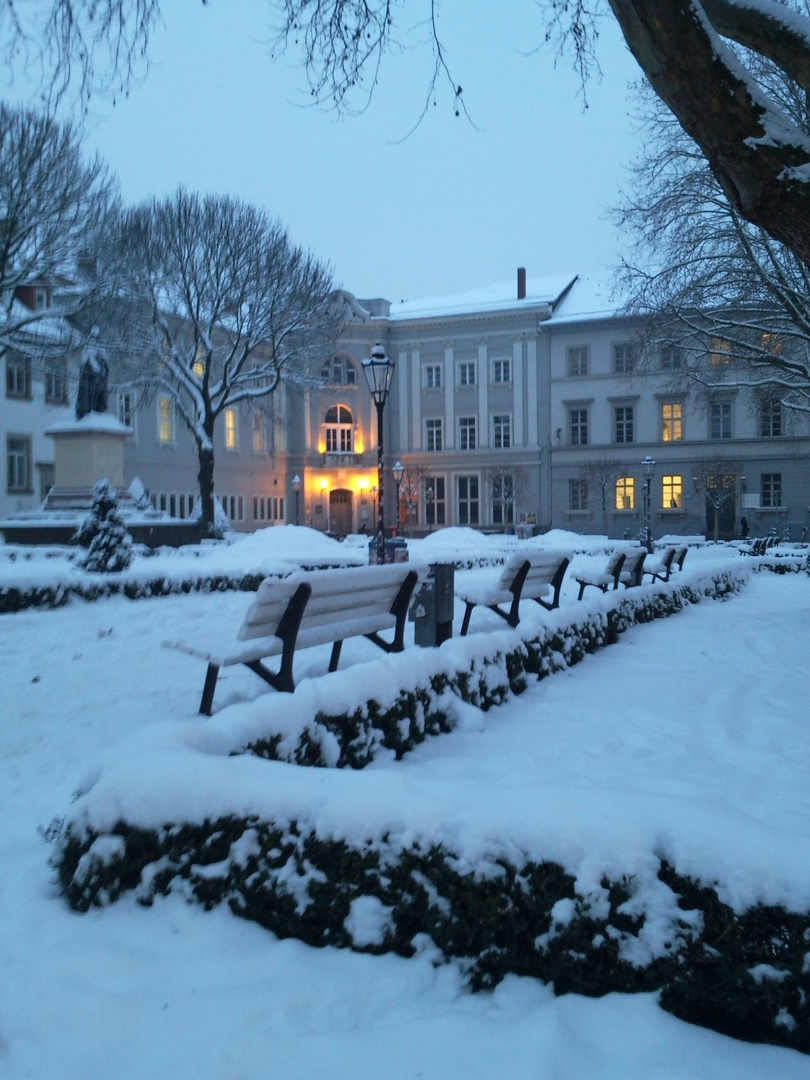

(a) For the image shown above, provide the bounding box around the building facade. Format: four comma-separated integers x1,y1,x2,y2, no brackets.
4,271,810,541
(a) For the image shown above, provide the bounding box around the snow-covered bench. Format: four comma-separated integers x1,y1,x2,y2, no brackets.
164,563,421,714
575,549,627,599
457,549,570,636
643,545,687,584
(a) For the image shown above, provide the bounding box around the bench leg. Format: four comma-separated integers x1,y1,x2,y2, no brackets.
199,663,220,716
460,602,475,636
329,640,343,671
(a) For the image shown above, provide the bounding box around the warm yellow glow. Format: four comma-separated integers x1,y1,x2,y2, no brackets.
354,433,365,454
318,439,326,454
319,478,329,491
359,478,369,491
710,337,731,365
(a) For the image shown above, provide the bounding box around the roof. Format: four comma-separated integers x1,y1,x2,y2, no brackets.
387,272,579,320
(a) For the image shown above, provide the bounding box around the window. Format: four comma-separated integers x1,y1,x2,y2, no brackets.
154,492,198,519
45,360,67,404
662,475,683,509
458,361,476,387
158,395,175,444
6,354,31,399
35,287,50,310
612,343,634,373
321,354,357,385
118,391,135,429
220,494,245,522
457,475,480,525
569,478,588,511
760,398,783,438
425,417,443,452
615,476,635,510
569,408,588,446
423,364,442,390
761,473,782,508
710,401,732,439
459,416,477,451
252,412,267,454
491,473,514,528
424,476,445,526
710,337,731,365
761,332,782,355
492,358,511,384
224,407,239,450
661,402,683,442
493,413,511,448
661,345,682,370
253,495,284,521
7,435,31,492
568,346,589,376
324,404,353,453
192,347,205,378
614,405,634,444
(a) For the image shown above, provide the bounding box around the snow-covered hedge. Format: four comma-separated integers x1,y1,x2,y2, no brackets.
242,568,747,768
53,815,810,1054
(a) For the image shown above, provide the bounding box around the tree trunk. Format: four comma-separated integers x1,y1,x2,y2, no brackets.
197,424,216,538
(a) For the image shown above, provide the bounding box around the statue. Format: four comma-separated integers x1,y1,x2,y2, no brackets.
76,327,109,420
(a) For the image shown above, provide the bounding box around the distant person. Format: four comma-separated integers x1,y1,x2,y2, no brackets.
740,516,750,539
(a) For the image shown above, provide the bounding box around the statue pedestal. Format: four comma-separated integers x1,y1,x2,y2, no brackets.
43,413,133,509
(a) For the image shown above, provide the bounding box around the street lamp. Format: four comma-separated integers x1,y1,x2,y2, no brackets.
292,474,301,526
642,455,656,553
362,343,396,564
392,459,404,535
425,482,435,534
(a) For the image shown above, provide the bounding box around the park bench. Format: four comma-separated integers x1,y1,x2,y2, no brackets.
575,549,627,599
456,548,570,636
620,548,647,587
164,563,421,714
643,545,688,584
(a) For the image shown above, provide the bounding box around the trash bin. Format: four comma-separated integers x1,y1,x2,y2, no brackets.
410,562,454,646
368,537,409,564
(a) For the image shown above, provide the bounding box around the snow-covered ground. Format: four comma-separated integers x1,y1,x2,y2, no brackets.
2,527,810,1079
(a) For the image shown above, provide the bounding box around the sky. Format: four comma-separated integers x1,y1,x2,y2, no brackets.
5,1,643,304
3,531,810,1077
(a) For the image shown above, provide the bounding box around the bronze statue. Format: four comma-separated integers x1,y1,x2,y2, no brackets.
76,327,109,420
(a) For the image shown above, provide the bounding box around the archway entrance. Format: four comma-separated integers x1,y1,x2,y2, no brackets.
329,488,353,537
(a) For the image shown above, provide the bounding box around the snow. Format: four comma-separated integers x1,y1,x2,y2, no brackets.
2,526,810,1079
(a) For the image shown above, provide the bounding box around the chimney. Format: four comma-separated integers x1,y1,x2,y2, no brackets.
517,266,526,300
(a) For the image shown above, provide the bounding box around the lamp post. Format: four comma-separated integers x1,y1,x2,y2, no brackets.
362,343,395,564
425,482,434,534
392,459,404,535
642,455,656,553
292,474,301,526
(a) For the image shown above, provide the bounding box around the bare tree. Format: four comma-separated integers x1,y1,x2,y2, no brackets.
578,456,624,535
0,103,117,371
116,189,337,537
691,457,743,541
485,465,529,533
396,464,426,537
0,0,158,107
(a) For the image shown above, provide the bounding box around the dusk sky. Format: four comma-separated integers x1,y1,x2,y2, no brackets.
8,1,643,304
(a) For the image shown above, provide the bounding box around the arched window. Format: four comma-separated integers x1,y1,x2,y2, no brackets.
321,354,357,385
325,404,354,453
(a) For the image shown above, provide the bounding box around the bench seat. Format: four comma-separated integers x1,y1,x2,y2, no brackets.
457,548,570,635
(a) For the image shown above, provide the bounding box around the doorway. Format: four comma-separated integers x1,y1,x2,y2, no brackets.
329,488,353,537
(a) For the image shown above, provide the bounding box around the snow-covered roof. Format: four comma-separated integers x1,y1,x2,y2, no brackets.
388,272,578,320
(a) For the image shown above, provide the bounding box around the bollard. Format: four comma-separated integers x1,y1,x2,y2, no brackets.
410,562,454,646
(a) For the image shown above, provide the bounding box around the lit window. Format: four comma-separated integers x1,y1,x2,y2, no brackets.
710,401,732,439
612,343,634,373
425,418,443,452
224,408,239,450
458,362,476,386
493,414,511,448
662,475,683,509
569,408,588,446
423,365,442,390
761,333,782,355
761,472,782,508
459,416,477,450
661,402,682,442
616,476,635,510
158,395,174,444
614,405,634,444
7,435,31,492
568,346,589,376
661,345,682,370
492,358,511,384
324,404,353,453
710,338,731,365
457,475,480,525
569,479,588,511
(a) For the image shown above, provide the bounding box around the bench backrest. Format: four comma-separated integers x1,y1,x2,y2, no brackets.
622,549,646,580
499,548,570,597
238,564,418,642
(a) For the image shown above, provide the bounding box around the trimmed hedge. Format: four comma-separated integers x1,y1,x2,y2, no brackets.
53,815,810,1054
244,569,747,768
